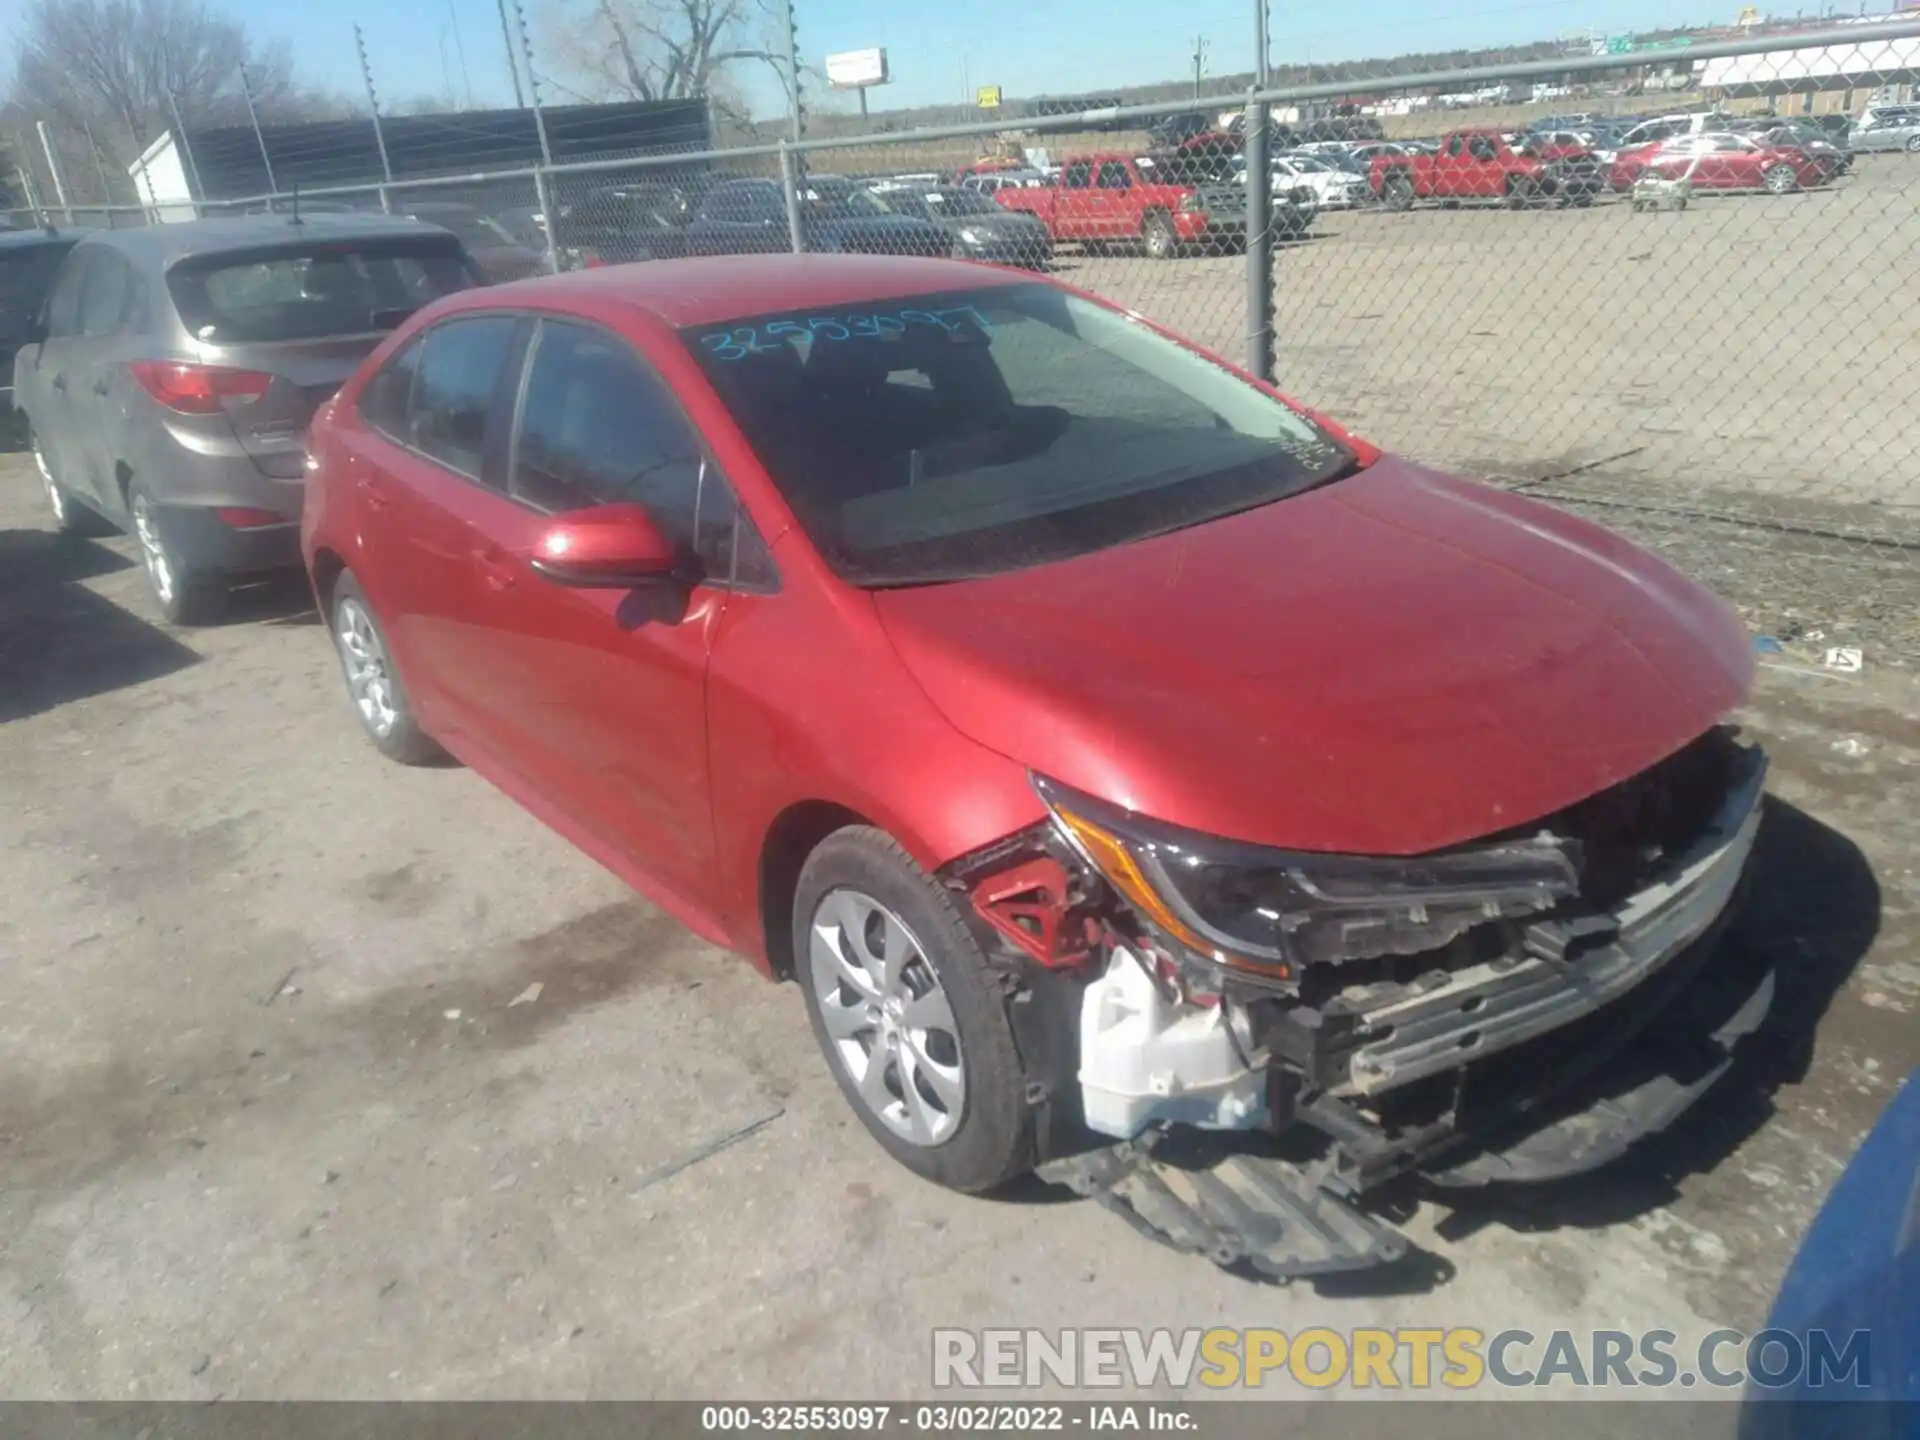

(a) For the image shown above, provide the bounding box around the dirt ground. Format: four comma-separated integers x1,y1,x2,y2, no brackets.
0,451,1915,1405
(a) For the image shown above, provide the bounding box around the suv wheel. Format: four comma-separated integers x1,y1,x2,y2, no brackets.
31,427,111,537
794,827,1039,1193
329,572,445,765
1381,174,1415,211
130,488,225,625
1762,164,1799,194
1905,135,1920,154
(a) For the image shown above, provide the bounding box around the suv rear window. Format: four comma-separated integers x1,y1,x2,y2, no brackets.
166,239,476,344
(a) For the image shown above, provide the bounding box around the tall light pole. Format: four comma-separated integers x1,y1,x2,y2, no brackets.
1191,35,1208,101
1255,0,1270,89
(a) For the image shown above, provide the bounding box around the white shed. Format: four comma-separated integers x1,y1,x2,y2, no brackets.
126,130,198,223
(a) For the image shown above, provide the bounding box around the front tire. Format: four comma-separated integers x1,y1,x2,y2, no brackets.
1763,163,1799,194
30,426,111,537
130,487,225,625
329,572,444,765
1906,135,1920,154
795,827,1037,1193
1381,174,1415,211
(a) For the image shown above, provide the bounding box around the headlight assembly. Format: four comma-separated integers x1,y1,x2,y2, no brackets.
1033,773,1578,980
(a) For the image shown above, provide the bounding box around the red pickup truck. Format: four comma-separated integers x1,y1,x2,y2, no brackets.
1370,128,1604,209
993,152,1245,258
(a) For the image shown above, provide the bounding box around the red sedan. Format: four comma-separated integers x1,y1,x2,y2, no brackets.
302,256,1767,1263
1610,132,1831,192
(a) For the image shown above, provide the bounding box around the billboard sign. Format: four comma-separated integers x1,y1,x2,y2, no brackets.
825,47,890,89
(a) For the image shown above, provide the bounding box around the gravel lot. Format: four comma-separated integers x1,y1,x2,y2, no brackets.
1058,155,1920,666
1,451,1916,1404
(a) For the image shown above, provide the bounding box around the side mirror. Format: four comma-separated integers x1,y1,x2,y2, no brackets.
528,503,678,588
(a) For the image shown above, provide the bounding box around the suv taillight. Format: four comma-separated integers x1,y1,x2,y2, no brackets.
129,360,274,415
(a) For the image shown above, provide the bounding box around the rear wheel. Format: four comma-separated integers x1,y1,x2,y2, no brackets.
1507,176,1541,209
1382,174,1415,211
795,827,1038,1193
1906,136,1920,154
1763,163,1799,194
130,487,225,625
1141,211,1177,260
329,572,444,765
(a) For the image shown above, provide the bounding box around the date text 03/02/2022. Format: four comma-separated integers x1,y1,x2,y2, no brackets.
699,1404,1196,1431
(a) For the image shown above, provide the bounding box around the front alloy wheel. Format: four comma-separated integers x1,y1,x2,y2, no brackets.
1763,164,1799,194
793,826,1042,1192
336,595,399,740
810,890,965,1146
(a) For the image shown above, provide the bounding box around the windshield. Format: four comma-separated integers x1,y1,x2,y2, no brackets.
167,239,476,343
804,185,889,218
685,284,1354,586
875,188,1001,219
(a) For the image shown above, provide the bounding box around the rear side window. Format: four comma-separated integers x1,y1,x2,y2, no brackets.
44,252,88,338
166,240,476,344
408,315,520,478
78,252,132,336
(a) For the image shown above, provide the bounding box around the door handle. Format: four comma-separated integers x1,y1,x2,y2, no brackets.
356,476,391,511
50,374,65,391
472,549,517,591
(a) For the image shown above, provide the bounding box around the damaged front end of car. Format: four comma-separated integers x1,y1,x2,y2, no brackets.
941,727,1773,1279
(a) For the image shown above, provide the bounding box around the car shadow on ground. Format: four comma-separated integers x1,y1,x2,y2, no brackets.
0,528,202,722
229,571,320,627
1430,797,1879,1241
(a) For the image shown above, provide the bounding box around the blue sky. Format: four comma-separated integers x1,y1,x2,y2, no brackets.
6,0,1731,117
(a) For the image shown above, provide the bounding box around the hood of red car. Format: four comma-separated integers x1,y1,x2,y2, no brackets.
871,456,1753,856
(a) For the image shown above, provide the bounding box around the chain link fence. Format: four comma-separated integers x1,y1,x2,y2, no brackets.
7,19,1919,667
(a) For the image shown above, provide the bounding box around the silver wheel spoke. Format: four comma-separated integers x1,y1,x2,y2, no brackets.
820,995,870,1041
901,986,954,1033
856,1038,896,1112
898,1049,941,1144
833,891,890,995
905,1034,963,1110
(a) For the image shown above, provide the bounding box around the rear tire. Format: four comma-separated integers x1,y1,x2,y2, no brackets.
130,486,225,625
329,572,445,765
1906,136,1920,154
794,826,1038,1193
1382,174,1415,211
1507,176,1541,209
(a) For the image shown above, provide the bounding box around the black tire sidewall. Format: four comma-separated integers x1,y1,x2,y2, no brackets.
793,827,1035,1193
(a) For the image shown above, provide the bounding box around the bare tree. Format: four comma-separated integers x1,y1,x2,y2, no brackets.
10,0,331,175
540,0,793,114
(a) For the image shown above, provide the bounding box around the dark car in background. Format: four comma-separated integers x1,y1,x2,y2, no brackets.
398,202,546,282
13,214,482,622
0,228,82,409
683,177,950,258
865,185,1051,268
552,179,707,268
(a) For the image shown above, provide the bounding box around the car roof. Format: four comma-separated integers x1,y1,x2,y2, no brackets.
74,213,459,269
0,227,83,250
458,254,1035,329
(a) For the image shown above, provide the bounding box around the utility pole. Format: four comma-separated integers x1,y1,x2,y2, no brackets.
1191,36,1209,101
83,123,114,212
1254,0,1270,89
496,0,527,108
354,25,396,212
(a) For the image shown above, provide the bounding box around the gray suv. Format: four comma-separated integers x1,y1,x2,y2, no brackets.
14,215,482,622
1851,104,1920,154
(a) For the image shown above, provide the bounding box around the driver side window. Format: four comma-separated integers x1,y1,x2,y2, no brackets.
1063,163,1093,189
510,319,756,582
